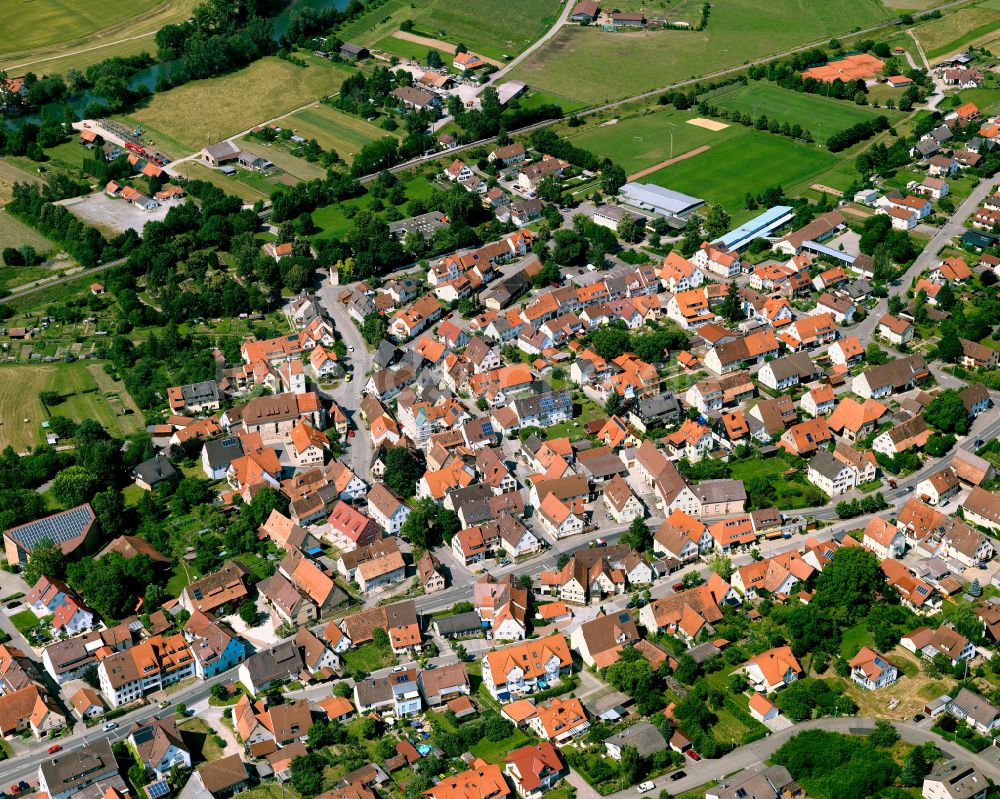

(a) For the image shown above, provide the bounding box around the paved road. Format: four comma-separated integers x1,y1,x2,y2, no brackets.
895,174,997,295
315,271,373,481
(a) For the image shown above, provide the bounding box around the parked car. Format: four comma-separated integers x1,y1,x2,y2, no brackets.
47,745,61,754
637,783,655,794
673,582,685,591
103,721,118,731
687,751,701,761
888,478,897,488
670,771,687,782
913,713,925,722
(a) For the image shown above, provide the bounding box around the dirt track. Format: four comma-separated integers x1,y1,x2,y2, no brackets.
391,30,505,68
627,145,710,181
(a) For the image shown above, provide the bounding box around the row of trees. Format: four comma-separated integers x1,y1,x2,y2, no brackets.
827,115,891,153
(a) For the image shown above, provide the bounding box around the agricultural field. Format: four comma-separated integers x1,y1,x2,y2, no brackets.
0,160,43,207
0,363,141,452
509,0,892,105
280,105,395,163
703,83,902,139
0,0,199,75
914,3,1000,59
0,211,59,256
338,0,564,61
131,56,355,153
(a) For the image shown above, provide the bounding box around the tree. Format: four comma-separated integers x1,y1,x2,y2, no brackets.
361,313,388,346
901,746,928,786
619,744,641,785
865,343,888,365
719,281,743,323
936,333,963,364
935,280,956,310
426,50,443,69
618,215,642,243
813,547,881,620
290,753,326,796
23,537,67,586
384,448,422,497
703,205,731,238
51,465,100,507
924,389,970,435
622,516,652,552
604,391,623,416
708,554,733,581
969,578,983,598
870,719,900,747
601,164,627,196
238,601,259,626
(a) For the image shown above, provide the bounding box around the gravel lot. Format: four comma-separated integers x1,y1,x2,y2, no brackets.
58,192,184,235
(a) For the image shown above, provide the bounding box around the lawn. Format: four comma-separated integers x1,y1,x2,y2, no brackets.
515,89,588,114
729,453,825,510
341,641,396,674
914,4,1000,59
131,57,356,152
172,162,272,203
940,87,1000,116
468,727,530,763
9,610,40,634
339,0,565,60
703,82,900,139
282,105,395,163
374,35,458,67
645,131,842,220
179,718,225,764
311,173,437,239
509,0,892,105
0,363,140,451
839,622,875,660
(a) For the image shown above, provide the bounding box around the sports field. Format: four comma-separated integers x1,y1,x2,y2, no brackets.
915,4,1000,58
509,0,892,105
703,83,900,139
0,363,141,451
0,0,198,74
338,0,564,60
645,133,842,218
282,105,395,162
131,56,354,152
563,109,744,175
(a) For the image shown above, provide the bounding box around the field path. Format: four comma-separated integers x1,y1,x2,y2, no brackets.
5,31,155,72
391,31,504,67
627,145,710,181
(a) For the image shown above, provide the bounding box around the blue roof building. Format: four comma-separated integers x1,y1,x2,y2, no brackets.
713,205,794,251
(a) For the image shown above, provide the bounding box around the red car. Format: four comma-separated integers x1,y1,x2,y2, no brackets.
687,750,701,761
673,582,685,592
11,787,21,795
48,745,61,754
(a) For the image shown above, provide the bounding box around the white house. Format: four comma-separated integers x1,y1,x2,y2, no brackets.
848,647,898,691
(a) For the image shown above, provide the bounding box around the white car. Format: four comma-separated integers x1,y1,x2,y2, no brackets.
637,783,656,794
103,721,118,731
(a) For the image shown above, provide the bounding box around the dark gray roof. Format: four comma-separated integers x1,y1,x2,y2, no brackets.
635,393,682,422
132,454,178,486
809,449,849,481
202,437,244,469
765,351,818,382
512,389,572,421
374,340,400,370
603,721,668,757
39,739,119,795
242,640,303,687
180,380,220,405
431,611,482,636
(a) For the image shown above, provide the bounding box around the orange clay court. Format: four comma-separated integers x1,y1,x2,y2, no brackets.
801,53,883,83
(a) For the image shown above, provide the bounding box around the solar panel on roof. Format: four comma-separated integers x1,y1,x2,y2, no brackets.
147,781,170,798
